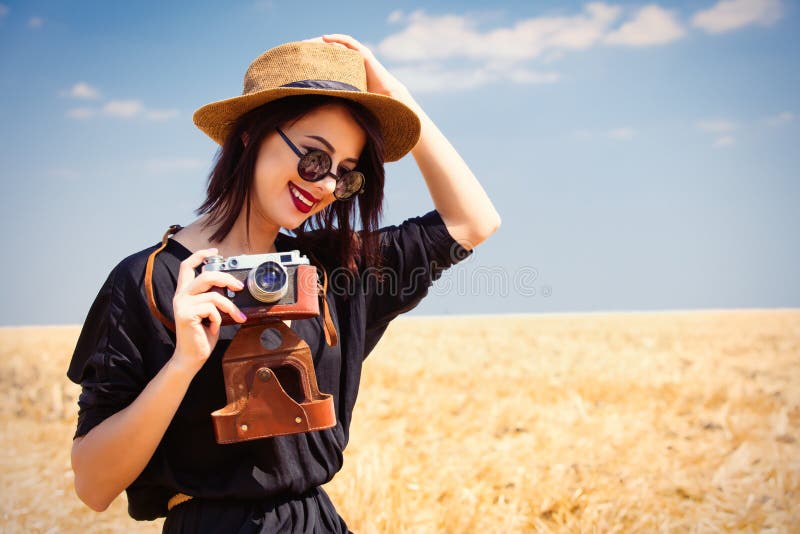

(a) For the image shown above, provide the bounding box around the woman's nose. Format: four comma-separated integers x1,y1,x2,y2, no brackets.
315,175,337,197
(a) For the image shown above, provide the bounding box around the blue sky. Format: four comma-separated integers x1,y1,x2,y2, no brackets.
1,0,798,325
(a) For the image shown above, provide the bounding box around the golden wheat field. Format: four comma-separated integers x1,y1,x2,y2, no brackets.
0,309,798,533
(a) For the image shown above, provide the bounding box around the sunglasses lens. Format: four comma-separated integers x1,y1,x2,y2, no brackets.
297,151,331,182
335,171,365,200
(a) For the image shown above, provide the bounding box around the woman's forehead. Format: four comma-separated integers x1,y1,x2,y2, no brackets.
287,105,367,155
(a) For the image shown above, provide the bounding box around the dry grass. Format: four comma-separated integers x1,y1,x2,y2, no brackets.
1,310,798,532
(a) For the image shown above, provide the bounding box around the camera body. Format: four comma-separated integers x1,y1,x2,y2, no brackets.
202,250,320,325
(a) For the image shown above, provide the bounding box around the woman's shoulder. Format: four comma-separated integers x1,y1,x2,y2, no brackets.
124,221,201,272
67,241,177,383
102,237,189,297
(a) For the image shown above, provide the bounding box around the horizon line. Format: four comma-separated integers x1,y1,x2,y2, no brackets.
2,306,798,329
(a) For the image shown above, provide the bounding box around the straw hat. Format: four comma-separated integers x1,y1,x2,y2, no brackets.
193,41,421,162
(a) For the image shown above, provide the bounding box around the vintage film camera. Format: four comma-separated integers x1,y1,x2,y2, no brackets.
201,250,336,443
202,250,320,325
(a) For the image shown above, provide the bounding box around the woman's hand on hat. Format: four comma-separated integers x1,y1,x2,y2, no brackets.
171,248,247,374
315,34,412,102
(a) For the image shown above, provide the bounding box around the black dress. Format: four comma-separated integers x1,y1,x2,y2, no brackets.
67,210,471,533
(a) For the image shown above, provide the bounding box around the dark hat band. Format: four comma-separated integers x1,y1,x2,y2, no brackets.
280,80,361,91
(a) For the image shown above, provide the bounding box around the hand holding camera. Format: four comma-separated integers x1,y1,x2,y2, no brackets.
170,248,319,376
171,248,248,375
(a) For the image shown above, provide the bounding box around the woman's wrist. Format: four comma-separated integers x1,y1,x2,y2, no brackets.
165,351,202,383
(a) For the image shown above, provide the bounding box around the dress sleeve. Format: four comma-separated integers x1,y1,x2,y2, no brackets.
67,264,150,439
362,210,472,353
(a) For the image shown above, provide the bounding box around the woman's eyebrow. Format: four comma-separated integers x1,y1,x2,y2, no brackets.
305,135,335,153
305,135,359,164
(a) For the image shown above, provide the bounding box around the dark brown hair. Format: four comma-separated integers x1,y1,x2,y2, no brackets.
196,95,386,274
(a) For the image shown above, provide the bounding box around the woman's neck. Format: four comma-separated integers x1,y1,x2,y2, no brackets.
178,210,281,258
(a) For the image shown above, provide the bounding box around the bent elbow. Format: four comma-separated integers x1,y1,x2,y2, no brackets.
86,497,112,513
73,474,113,512
71,439,114,512
479,209,502,241
465,212,502,250
488,212,501,236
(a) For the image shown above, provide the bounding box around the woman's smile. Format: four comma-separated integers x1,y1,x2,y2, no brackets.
288,182,319,213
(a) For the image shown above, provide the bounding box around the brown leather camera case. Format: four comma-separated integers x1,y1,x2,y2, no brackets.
211,320,337,443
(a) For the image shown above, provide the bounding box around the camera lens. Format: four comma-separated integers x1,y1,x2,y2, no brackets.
247,261,288,303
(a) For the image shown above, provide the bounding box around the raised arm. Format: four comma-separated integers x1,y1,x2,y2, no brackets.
319,34,501,251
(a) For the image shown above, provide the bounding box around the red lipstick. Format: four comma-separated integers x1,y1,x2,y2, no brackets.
288,182,317,214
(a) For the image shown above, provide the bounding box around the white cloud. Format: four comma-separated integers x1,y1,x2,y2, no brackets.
377,4,786,93
696,119,738,133
144,108,179,121
66,107,97,119
65,96,178,122
376,4,701,93
67,82,101,100
379,5,622,63
607,127,636,140
765,111,794,126
713,135,735,147
27,16,43,28
377,6,625,92
692,0,782,34
523,3,623,51
103,99,144,118
605,5,685,46
143,158,207,174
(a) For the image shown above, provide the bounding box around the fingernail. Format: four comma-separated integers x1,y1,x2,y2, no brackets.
238,311,248,321
235,280,245,289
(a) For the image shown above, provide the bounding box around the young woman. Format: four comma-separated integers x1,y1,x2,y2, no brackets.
68,35,500,532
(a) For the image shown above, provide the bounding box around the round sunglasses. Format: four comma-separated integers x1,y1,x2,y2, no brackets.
276,128,365,200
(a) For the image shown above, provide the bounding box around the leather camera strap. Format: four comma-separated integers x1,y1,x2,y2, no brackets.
145,225,183,332
317,267,338,347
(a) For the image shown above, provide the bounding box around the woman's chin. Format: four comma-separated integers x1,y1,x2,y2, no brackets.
279,210,314,231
